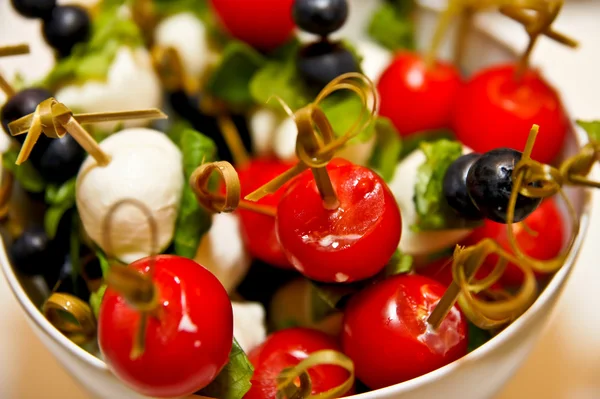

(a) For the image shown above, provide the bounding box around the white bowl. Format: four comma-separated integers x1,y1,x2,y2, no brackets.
0,1,592,399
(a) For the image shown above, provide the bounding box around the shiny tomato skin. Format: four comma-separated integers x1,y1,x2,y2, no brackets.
246,327,353,399
453,64,568,164
276,160,402,283
461,198,565,286
342,274,468,389
209,0,296,51
237,157,296,269
98,255,233,398
377,52,462,136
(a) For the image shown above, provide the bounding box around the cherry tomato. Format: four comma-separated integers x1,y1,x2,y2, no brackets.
276,159,401,283
98,255,233,398
209,0,296,51
246,327,354,399
342,274,468,389
453,64,568,164
461,198,565,286
236,157,296,269
377,52,462,136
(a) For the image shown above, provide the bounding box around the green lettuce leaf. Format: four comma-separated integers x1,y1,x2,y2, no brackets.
413,139,467,231
249,41,312,112
152,0,210,19
96,249,111,278
400,129,454,160
89,284,107,319
384,249,413,276
250,39,365,114
43,3,144,88
367,1,415,51
467,322,491,352
44,178,77,239
173,129,217,258
576,120,600,143
205,41,266,109
199,338,254,399
368,117,402,181
2,147,45,193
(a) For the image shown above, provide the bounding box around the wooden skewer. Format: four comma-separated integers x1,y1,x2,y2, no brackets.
500,7,578,48
0,44,30,57
9,108,167,136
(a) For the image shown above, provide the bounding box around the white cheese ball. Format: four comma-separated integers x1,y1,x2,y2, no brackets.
194,213,251,294
248,108,279,156
155,13,211,79
55,46,162,132
76,128,183,263
356,39,393,83
389,146,474,256
232,301,267,354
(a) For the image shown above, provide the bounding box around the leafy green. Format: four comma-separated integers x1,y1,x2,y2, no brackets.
413,139,466,231
467,322,491,352
44,178,77,239
166,119,193,146
173,129,217,258
152,0,210,19
367,1,415,52
368,117,402,181
70,214,82,295
384,249,414,276
89,284,107,319
96,250,111,278
2,147,45,193
400,129,454,160
43,3,144,88
309,282,340,322
205,41,266,108
576,120,600,143
249,42,312,112
320,93,375,143
199,338,254,399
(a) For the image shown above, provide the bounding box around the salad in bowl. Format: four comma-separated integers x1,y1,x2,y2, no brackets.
0,0,598,398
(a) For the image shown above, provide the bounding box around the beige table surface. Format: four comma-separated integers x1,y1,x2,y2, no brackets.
1,1,600,398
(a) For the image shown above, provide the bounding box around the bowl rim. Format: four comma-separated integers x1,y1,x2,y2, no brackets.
0,3,594,397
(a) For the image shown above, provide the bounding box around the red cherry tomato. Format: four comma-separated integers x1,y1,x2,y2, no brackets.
209,0,296,51
342,274,468,389
461,198,565,286
236,157,296,269
276,159,402,283
377,52,462,136
452,64,568,164
98,255,233,398
246,327,354,399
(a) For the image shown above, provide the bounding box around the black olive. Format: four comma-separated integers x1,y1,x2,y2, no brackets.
443,152,483,220
42,5,91,58
466,148,541,223
1,88,53,164
297,41,359,90
10,0,56,19
50,254,91,300
292,0,349,36
10,226,53,276
39,134,85,184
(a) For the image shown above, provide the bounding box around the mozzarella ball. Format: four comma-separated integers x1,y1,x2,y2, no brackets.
194,212,251,294
356,39,393,83
155,12,212,79
76,128,183,263
232,301,267,353
389,147,474,256
55,47,162,132
248,108,279,156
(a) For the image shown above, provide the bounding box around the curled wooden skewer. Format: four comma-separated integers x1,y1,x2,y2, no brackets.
7,98,167,165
